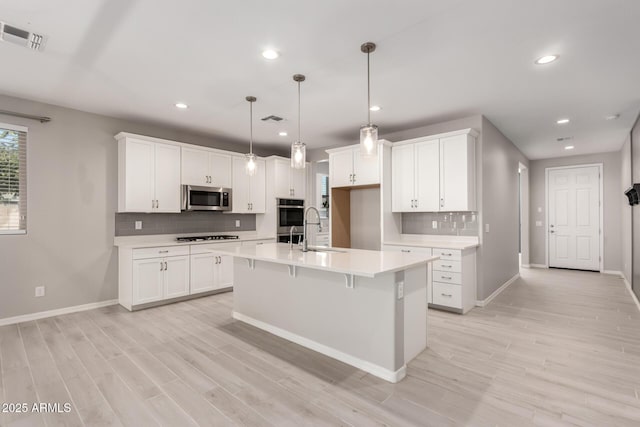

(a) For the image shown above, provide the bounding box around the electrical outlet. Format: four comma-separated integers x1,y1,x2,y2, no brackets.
432,221,438,229
135,221,142,230
397,281,404,299
235,220,240,228
537,207,542,213
35,286,45,297
536,220,543,227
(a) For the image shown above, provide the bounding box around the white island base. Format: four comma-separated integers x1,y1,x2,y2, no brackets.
230,253,430,383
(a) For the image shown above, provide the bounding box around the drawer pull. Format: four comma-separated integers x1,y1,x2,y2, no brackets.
442,253,453,257
441,293,452,297
401,249,411,253
442,265,452,268
441,276,452,280
158,250,169,254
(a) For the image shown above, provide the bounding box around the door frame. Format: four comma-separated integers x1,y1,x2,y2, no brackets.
544,163,604,272
519,163,530,267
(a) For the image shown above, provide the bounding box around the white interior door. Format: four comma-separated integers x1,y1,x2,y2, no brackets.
548,166,601,271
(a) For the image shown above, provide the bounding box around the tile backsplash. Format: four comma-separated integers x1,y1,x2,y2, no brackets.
402,212,479,236
115,212,256,236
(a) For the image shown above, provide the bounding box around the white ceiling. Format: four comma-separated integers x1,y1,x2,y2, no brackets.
1,0,639,159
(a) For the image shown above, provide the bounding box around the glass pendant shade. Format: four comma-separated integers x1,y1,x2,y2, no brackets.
291,141,306,169
360,124,378,157
245,153,257,176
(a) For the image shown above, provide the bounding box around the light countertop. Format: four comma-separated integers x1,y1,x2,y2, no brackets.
114,231,276,248
208,243,439,278
383,234,479,250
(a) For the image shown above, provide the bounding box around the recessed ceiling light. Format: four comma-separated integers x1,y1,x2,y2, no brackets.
605,114,620,121
535,55,558,65
279,131,288,136
175,103,188,109
262,49,279,60
370,105,381,112
565,145,574,150
557,118,570,124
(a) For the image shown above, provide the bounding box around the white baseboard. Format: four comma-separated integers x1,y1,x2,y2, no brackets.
603,270,623,276
530,264,549,269
617,274,640,312
0,300,118,326
521,264,531,268
476,273,520,307
233,311,406,383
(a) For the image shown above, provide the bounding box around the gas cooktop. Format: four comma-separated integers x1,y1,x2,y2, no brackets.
176,235,239,242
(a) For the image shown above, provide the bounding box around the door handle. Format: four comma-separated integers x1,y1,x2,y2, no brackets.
164,261,168,270
160,262,164,271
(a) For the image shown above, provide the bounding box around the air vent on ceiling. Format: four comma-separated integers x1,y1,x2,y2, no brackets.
261,115,284,122
0,21,46,51
557,136,573,142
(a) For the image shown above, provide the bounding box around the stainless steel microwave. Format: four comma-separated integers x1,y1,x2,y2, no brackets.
181,186,232,211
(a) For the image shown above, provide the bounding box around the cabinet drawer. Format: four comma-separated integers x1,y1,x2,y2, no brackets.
433,271,462,285
133,246,190,260
433,260,461,273
190,242,241,255
383,245,432,255
433,248,461,260
432,282,462,309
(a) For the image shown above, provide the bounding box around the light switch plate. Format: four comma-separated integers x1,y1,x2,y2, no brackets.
35,286,45,297
235,220,240,228
135,221,142,230
536,220,543,227
485,224,490,233
537,207,542,213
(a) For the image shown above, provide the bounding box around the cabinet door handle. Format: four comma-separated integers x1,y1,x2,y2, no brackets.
156,200,159,209
440,197,444,208
353,174,356,183
415,199,418,208
441,293,452,298
160,262,164,271
164,261,168,270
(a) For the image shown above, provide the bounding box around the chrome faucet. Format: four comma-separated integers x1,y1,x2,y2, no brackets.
302,206,322,252
289,225,297,249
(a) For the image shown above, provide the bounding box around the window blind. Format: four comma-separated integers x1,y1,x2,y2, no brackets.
0,124,27,233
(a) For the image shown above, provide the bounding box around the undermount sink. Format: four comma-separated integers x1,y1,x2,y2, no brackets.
303,247,346,254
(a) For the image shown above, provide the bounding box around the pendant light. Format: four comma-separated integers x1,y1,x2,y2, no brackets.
360,42,378,157
291,74,306,169
245,96,257,176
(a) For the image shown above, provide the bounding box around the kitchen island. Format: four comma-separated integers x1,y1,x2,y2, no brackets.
209,243,438,383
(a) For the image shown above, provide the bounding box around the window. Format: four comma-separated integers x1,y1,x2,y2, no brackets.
0,123,27,234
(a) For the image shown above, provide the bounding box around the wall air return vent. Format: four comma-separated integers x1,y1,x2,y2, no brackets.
0,21,46,51
261,115,284,122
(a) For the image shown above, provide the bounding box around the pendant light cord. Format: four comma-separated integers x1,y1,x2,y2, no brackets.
367,50,371,126
249,100,253,154
297,81,301,143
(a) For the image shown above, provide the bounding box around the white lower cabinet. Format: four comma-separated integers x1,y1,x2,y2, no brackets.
131,246,190,305
383,244,476,314
190,242,240,293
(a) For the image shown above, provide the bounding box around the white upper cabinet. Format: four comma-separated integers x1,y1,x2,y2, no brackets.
439,134,475,211
117,135,181,213
272,158,307,199
232,156,266,213
182,146,232,188
391,130,476,213
327,145,380,188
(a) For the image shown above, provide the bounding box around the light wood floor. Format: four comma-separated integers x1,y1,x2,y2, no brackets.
2,267,640,426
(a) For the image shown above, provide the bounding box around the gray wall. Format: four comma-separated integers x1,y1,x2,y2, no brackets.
0,94,284,320
115,212,256,236
350,187,381,250
529,151,622,271
480,117,529,299
621,135,632,282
